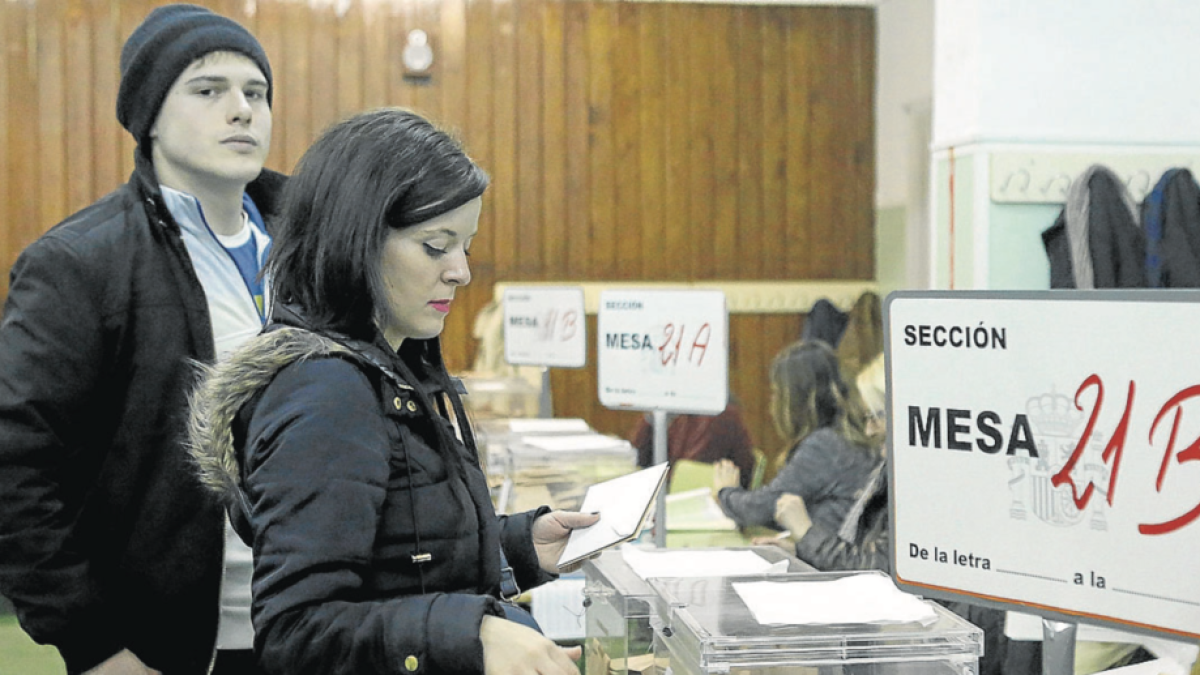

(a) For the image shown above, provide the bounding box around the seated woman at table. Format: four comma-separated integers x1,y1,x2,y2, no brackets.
712,339,879,535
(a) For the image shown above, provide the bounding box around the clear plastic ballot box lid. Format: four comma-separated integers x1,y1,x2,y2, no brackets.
584,546,813,618
648,571,983,674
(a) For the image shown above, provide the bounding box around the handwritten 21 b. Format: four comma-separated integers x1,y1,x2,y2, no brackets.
1053,374,1200,535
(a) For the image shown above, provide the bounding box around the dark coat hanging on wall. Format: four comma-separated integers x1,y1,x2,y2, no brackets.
1142,168,1200,288
1042,166,1146,289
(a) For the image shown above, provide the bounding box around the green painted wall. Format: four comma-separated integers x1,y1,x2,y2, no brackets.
875,205,907,296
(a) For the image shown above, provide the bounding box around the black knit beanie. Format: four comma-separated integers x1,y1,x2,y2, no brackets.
118,4,273,155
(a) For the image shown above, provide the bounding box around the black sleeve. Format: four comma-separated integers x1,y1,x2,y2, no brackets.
0,235,124,669
793,519,891,573
245,359,500,675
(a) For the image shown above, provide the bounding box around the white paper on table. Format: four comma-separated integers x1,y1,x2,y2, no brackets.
620,546,788,580
508,418,591,434
732,575,939,626
664,488,740,531
558,463,669,568
520,434,627,452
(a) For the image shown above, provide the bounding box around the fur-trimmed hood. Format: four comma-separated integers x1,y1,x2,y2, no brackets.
187,327,355,507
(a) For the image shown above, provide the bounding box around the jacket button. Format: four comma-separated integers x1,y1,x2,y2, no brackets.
404,655,419,671
406,400,418,412
393,397,403,410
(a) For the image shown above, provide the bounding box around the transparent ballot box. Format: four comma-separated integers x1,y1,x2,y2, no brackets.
582,547,813,675
647,571,983,675
481,423,637,514
458,372,542,419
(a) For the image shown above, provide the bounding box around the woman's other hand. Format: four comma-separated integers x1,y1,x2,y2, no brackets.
774,493,813,540
481,614,581,675
711,459,740,499
531,510,600,573
750,534,794,551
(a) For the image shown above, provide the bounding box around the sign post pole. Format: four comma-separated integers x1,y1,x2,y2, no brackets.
652,408,669,548
1042,620,1077,675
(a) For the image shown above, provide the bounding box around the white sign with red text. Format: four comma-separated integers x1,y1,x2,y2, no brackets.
597,289,727,415
886,290,1200,640
503,287,587,368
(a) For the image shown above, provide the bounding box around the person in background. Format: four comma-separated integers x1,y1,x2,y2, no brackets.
0,5,283,674
187,108,598,675
628,398,757,488
712,340,879,535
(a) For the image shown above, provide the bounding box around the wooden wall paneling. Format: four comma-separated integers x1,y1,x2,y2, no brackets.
0,0,10,298
661,5,688,281
853,10,876,280
439,0,468,133
409,0,438,119
784,10,812,280
308,3,340,137
439,0,474,372
808,10,836,278
586,1,616,280
830,7,859,276
255,0,287,173
361,1,389,112
516,0,544,278
386,4,409,109
728,314,761,449
464,0,494,251
336,0,364,119
637,4,665,283
117,3,153,183
37,1,66,242
685,5,715,280
457,0,497,372
734,7,764,281
563,2,590,278
91,1,122,198
539,0,567,280
282,1,313,168
759,10,787,280
65,0,94,216
490,0,518,279
711,5,739,279
613,3,642,280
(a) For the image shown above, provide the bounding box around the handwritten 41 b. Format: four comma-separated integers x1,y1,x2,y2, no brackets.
658,323,712,367
1052,374,1200,536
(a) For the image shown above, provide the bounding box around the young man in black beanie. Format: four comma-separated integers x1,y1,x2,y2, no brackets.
0,5,283,674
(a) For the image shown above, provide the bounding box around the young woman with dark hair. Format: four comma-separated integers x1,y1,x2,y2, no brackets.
187,108,596,675
712,339,880,536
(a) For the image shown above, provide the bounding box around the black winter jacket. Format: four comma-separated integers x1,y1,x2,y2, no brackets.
188,310,554,675
0,154,284,674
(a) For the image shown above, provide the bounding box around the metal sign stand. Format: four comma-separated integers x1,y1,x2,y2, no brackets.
1042,619,1077,675
652,409,669,548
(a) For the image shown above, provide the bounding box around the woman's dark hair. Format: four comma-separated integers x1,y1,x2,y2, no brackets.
267,107,489,340
768,339,876,459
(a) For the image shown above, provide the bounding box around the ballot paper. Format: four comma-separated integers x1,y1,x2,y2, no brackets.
620,546,788,580
557,463,669,570
732,574,939,626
